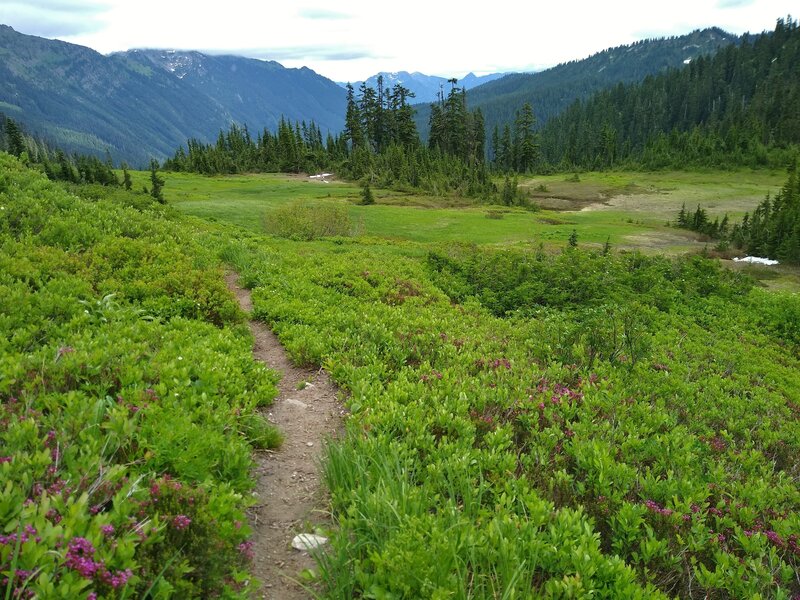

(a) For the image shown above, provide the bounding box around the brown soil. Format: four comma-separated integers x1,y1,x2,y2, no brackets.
224,273,344,600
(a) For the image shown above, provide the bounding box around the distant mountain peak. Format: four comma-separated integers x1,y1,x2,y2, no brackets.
341,70,511,103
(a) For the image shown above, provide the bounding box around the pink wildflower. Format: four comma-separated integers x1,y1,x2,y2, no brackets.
172,515,191,530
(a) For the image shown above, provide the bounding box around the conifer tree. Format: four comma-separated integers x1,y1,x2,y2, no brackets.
360,181,375,205
568,229,579,247
149,159,165,204
122,165,132,191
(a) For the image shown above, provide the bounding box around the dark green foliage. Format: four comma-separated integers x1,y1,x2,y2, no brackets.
1,114,119,185
501,175,517,206
360,181,375,205
731,161,800,262
4,116,25,157
428,82,485,166
568,228,579,247
165,84,498,200
149,159,165,203
675,162,800,263
539,18,800,169
122,165,132,190
426,245,752,316
414,28,741,144
163,120,328,175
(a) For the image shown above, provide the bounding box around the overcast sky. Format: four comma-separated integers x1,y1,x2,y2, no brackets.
1,0,794,81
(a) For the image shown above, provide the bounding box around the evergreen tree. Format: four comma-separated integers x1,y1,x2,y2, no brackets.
5,117,26,157
513,102,539,172
360,181,375,205
122,165,133,191
344,83,364,150
568,229,579,247
149,160,165,204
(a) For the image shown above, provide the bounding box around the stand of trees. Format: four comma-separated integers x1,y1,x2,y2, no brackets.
675,162,800,263
537,18,800,170
489,102,540,173
164,77,498,199
730,162,800,262
1,115,119,186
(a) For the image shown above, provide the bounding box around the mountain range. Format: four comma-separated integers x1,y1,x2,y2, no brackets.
341,71,510,104
0,25,346,165
1,24,743,165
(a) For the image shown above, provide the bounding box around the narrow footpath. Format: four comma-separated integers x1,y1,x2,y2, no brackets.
225,274,344,600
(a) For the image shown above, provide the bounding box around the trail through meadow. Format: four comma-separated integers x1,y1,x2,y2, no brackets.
225,273,343,599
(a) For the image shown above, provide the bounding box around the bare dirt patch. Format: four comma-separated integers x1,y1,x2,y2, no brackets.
225,273,344,600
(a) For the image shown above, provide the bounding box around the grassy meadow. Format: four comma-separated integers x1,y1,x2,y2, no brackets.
150,168,784,248
148,167,799,290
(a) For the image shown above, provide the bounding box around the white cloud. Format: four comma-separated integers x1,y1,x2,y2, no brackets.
1,0,794,81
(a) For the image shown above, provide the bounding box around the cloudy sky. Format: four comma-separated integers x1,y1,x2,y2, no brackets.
1,0,794,81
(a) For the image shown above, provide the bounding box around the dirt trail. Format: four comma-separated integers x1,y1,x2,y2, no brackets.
225,273,343,600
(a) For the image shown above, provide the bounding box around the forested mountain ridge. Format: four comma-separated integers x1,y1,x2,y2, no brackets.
413,27,742,140
0,25,229,165
345,71,509,103
118,49,346,138
537,17,800,169
0,25,346,165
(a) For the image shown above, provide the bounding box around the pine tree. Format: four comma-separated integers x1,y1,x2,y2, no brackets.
513,102,539,172
360,181,375,205
568,229,579,248
677,203,688,227
122,165,132,191
149,160,165,204
5,118,26,157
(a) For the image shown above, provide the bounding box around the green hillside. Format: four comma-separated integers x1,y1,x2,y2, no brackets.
413,28,741,141
0,26,346,165
538,17,800,170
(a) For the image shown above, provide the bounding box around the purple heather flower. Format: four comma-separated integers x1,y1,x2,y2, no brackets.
172,515,191,530
65,537,102,579
238,540,255,561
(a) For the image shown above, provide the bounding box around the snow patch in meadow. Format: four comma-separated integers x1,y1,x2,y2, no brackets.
732,256,779,265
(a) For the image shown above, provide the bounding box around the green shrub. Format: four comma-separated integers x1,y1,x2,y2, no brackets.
0,154,279,598
263,200,354,240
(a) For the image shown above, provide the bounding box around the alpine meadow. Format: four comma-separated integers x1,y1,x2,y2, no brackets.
1,12,800,600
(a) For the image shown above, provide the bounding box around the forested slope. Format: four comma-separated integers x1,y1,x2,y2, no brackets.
538,18,800,169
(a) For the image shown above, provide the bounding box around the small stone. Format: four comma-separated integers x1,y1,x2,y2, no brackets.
292,533,328,551
285,399,308,409
306,442,314,447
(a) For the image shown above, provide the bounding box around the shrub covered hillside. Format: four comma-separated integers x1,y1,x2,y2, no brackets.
0,154,280,598
224,232,800,598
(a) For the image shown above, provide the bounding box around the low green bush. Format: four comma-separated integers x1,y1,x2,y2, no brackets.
263,200,355,240
0,153,280,598
226,231,800,598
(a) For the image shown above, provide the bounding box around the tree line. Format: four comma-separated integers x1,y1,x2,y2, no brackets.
162,76,551,203
1,115,166,203
675,162,800,263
